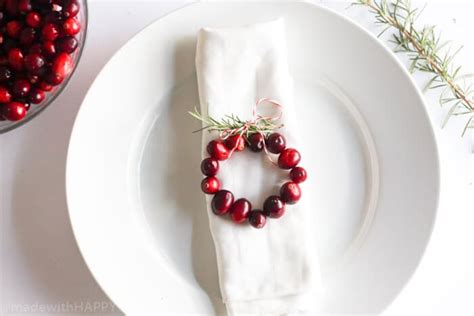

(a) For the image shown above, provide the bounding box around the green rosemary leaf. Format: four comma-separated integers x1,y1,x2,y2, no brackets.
461,116,473,136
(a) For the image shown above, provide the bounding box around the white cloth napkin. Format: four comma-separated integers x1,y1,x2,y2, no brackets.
195,19,322,315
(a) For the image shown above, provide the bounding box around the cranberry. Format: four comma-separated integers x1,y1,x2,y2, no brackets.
12,79,31,97
52,52,73,77
206,140,229,161
0,66,13,82
0,33,3,45
229,198,251,224
42,23,60,41
29,43,42,54
25,12,42,28
62,17,80,35
24,53,45,72
266,133,286,154
289,167,307,183
211,190,234,215
200,157,219,176
225,134,245,151
0,86,12,103
18,0,32,12
43,11,62,24
38,81,53,91
280,182,301,204
1,102,27,121
8,48,24,71
28,74,40,84
42,41,56,57
44,71,63,85
263,195,285,218
19,27,36,46
6,20,23,38
249,210,266,229
28,88,45,104
56,36,78,53
201,176,220,194
247,133,264,152
278,148,301,169
62,0,80,18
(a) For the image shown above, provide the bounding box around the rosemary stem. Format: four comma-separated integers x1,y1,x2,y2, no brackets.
363,0,473,111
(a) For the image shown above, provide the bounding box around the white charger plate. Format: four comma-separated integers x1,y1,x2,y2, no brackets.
66,2,440,314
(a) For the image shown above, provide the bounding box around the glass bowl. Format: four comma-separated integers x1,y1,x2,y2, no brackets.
0,0,88,134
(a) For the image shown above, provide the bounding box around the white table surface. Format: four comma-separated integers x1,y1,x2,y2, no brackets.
1,1,472,315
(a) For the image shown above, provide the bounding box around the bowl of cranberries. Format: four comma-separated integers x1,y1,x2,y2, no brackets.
0,0,87,133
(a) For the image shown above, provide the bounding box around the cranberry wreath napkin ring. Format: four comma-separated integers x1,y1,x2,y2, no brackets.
190,98,307,229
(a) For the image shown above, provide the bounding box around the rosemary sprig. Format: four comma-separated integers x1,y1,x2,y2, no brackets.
188,108,283,137
353,0,474,135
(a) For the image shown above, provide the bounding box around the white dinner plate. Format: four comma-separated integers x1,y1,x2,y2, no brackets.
67,2,440,314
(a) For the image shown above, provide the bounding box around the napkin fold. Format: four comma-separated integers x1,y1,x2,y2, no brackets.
196,19,322,315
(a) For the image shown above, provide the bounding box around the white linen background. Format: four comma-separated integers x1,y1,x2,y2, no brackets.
1,1,472,316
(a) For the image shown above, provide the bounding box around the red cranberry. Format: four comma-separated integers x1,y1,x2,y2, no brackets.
289,167,307,183
8,48,24,71
0,86,12,103
6,21,23,38
44,71,64,85
19,27,36,46
38,81,53,91
28,74,40,84
249,210,266,229
29,43,42,54
52,52,73,78
28,88,45,104
207,140,229,161
42,41,56,57
225,134,245,151
229,198,251,224
201,176,220,194
43,11,62,24
25,12,42,28
1,102,27,121
0,66,13,82
56,36,78,53
42,23,60,41
266,132,286,154
247,133,264,152
200,157,219,176
62,17,80,35
211,190,234,215
62,0,80,18
18,0,32,12
280,182,301,204
0,33,3,45
263,195,285,218
278,148,301,169
24,53,45,73
12,79,31,97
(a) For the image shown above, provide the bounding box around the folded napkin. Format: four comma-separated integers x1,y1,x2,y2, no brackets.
196,19,322,315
